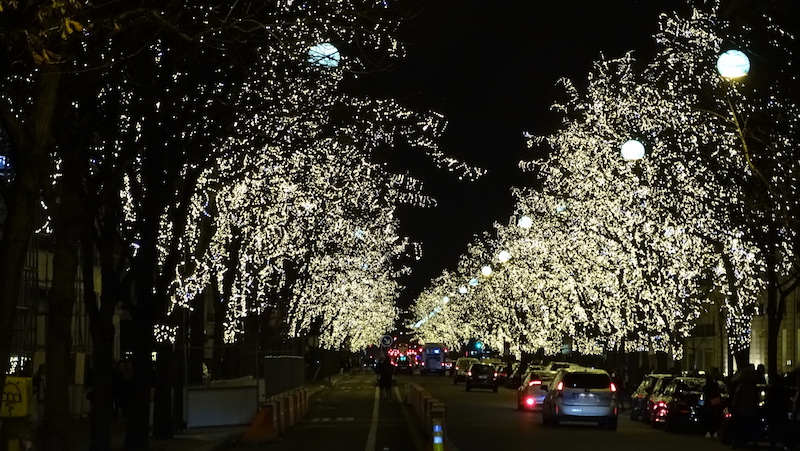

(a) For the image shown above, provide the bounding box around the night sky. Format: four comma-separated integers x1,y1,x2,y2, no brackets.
355,1,690,311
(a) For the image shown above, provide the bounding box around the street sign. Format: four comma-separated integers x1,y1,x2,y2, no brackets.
380,335,393,348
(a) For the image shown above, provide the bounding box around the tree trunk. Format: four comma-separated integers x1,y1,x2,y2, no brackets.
152,342,174,439
0,64,58,386
123,302,154,451
188,291,207,385
764,236,780,380
43,134,86,451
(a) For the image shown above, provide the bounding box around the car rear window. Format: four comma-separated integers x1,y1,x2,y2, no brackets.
562,373,611,389
471,364,494,374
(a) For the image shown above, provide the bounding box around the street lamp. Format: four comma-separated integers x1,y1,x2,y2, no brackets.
308,43,341,67
517,215,533,229
481,265,493,277
716,49,750,79
620,139,646,161
497,250,511,263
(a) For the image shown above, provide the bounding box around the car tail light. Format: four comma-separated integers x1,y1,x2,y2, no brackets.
556,381,564,397
467,371,472,377
493,372,498,378
528,380,542,387
610,382,617,392
525,397,535,407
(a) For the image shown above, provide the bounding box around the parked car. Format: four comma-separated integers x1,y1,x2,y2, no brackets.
650,376,728,431
453,357,480,385
496,363,513,387
465,363,499,392
643,374,677,423
517,370,553,410
630,373,674,421
507,362,541,389
541,367,618,430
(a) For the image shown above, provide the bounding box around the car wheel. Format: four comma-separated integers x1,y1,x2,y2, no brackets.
605,417,618,431
465,384,471,392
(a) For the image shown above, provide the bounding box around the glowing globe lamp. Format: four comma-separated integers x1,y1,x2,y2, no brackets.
716,50,750,79
498,250,511,263
308,43,340,67
517,215,533,229
459,285,468,294
481,265,493,277
621,139,645,161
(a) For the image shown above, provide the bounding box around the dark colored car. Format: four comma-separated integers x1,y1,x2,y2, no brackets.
465,363,499,392
719,382,797,448
643,375,677,423
394,355,414,374
630,373,674,421
650,376,728,431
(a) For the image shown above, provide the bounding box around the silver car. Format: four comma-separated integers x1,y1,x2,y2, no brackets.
542,367,619,430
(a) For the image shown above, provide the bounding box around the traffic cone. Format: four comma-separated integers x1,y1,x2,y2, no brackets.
239,403,278,445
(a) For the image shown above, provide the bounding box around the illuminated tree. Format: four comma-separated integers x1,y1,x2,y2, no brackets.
1,1,475,450
412,1,797,370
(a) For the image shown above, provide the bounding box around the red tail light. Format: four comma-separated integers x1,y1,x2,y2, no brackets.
557,381,564,391
525,397,535,407
493,372,498,378
610,382,617,392
467,371,472,377
528,380,542,387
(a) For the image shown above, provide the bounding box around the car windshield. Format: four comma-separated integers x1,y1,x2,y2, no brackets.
562,373,610,389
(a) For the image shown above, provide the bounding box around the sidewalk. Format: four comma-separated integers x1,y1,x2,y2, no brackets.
68,372,351,450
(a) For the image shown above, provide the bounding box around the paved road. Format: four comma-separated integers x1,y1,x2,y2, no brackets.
231,371,420,451
228,370,785,451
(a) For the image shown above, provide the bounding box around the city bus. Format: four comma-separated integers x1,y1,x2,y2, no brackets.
420,343,447,375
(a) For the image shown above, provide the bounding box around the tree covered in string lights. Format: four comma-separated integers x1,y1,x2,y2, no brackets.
1,0,480,448
412,0,798,370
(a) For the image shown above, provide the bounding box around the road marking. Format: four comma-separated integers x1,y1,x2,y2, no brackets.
394,385,426,451
365,386,379,451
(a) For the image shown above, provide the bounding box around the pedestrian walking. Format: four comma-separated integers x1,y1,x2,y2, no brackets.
375,358,394,401
702,368,723,438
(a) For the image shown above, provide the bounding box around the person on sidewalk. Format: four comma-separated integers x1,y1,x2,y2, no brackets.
702,367,723,438
375,358,394,401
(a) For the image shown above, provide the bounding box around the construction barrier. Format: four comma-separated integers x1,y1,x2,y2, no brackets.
240,386,312,445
